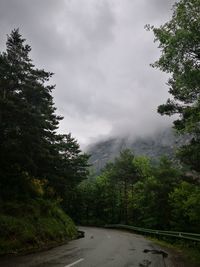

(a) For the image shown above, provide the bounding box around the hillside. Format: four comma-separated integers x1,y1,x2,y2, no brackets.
87,127,188,172
0,199,78,255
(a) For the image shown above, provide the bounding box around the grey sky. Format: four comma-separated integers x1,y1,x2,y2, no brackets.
0,0,175,147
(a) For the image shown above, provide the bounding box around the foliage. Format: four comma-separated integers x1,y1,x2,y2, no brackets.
149,0,200,172
77,151,200,233
132,156,152,178
0,29,60,197
0,29,89,254
0,199,77,255
169,181,200,232
149,237,200,266
0,29,89,207
77,0,200,236
133,157,181,229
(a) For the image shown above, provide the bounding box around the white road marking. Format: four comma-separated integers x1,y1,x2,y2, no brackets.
64,258,84,267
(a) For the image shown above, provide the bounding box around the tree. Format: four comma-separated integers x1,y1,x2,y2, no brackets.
76,175,96,224
0,29,61,198
112,149,138,224
133,156,152,178
133,157,181,229
169,181,200,232
150,0,200,172
0,30,89,204
55,134,89,217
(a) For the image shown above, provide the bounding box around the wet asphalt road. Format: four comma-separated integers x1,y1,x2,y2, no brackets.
0,227,173,267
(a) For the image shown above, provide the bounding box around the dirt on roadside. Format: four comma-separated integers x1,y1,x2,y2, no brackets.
162,246,199,267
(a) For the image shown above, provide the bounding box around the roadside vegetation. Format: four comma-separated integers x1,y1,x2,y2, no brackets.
0,199,77,255
77,152,200,234
0,30,89,255
149,237,200,267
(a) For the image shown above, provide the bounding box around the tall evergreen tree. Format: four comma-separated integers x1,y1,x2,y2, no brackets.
0,29,89,201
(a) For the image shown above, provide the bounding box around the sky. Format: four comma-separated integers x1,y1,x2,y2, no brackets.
0,0,176,148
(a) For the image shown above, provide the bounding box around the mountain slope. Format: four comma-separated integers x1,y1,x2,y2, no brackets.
87,127,188,172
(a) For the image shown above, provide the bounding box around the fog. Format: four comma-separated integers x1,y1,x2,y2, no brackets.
0,0,175,147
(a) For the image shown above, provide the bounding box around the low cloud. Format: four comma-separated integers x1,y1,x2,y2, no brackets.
0,0,175,147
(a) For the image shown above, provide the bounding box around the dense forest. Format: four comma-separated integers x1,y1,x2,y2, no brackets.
77,151,200,233
76,0,200,233
0,0,199,256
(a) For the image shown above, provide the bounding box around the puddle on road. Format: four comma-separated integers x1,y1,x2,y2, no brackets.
143,249,168,258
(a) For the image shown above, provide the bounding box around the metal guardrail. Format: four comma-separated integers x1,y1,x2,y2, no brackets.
105,224,200,242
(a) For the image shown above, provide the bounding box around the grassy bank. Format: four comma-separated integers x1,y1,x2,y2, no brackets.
0,199,77,255
149,237,200,267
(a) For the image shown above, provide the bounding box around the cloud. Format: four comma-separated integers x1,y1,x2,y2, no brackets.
0,0,176,147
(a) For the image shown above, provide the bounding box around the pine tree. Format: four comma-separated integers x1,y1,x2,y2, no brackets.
0,29,89,201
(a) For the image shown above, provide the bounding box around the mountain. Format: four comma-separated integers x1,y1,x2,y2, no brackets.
87,127,188,173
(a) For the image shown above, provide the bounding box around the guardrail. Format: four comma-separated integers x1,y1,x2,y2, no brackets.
105,224,200,242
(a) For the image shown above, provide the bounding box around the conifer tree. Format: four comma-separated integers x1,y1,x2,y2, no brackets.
0,29,89,201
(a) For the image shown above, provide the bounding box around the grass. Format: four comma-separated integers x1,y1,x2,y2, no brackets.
148,236,200,266
0,199,78,255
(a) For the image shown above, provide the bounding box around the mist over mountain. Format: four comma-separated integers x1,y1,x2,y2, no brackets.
87,127,188,172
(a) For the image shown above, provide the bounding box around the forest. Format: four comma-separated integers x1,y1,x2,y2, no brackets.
76,0,200,233
77,151,200,233
0,0,199,255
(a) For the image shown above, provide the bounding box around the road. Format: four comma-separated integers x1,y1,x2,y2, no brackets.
0,227,174,267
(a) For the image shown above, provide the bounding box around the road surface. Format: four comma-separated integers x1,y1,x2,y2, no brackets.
0,227,174,267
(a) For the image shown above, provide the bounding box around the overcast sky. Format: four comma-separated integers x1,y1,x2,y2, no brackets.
0,0,175,147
